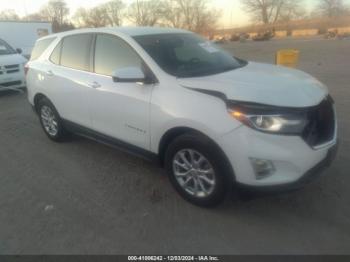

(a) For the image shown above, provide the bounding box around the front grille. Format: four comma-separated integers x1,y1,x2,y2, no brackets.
0,81,22,87
7,69,20,74
302,96,335,148
5,64,20,74
4,64,19,69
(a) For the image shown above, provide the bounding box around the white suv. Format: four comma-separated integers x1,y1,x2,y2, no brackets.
26,27,338,207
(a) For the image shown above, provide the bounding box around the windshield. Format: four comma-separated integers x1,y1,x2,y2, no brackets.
133,33,247,78
0,39,16,55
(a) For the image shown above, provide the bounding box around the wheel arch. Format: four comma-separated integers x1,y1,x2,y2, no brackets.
158,127,195,164
158,126,236,182
33,93,48,113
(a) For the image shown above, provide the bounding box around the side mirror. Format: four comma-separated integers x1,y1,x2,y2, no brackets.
16,48,22,54
112,67,151,84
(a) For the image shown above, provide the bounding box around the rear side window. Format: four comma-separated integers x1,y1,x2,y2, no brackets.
61,34,93,71
50,41,62,65
30,37,56,61
94,34,142,76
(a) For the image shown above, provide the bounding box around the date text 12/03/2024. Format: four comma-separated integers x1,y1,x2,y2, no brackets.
128,256,220,261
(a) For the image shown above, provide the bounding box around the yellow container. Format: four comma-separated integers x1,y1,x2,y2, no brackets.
276,49,300,68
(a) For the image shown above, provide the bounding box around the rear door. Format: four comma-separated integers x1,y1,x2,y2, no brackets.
45,33,94,128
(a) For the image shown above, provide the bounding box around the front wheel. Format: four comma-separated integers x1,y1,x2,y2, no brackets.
164,133,232,207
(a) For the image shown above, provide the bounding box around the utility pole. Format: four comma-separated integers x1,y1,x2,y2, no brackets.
23,0,28,18
230,5,233,29
137,0,141,25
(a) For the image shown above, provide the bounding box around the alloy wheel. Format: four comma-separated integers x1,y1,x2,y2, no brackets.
41,105,58,137
172,149,216,198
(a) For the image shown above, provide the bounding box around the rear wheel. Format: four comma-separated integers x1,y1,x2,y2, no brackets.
164,133,232,207
38,98,67,142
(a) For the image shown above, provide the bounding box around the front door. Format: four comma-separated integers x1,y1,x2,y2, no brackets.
88,34,154,150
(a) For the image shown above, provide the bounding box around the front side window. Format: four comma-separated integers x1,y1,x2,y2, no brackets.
0,39,16,56
94,34,142,76
61,34,93,71
30,37,56,60
134,33,246,78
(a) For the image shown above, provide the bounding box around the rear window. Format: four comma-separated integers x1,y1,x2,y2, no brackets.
30,37,56,61
60,34,93,71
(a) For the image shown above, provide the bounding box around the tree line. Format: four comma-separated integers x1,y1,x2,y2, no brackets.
0,0,349,33
241,0,349,25
0,0,220,33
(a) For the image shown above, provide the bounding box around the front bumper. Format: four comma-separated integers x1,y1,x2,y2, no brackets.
217,124,337,188
237,141,338,193
0,73,26,91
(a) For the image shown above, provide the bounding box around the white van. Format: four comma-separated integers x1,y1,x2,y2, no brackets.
0,38,27,91
0,21,52,58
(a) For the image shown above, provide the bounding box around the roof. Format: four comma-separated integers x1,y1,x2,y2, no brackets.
107,26,191,36
40,26,191,40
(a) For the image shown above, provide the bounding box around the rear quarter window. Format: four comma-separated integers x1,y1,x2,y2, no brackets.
30,37,56,61
50,41,62,65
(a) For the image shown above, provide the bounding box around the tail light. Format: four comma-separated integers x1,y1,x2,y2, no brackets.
24,63,29,76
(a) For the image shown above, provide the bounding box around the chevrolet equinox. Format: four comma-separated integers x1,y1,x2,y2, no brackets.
26,27,338,207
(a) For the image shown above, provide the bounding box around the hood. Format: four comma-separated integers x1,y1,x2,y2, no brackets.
177,62,328,108
0,54,27,67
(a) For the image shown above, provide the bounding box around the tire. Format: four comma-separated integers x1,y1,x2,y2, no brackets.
38,98,67,142
164,133,233,207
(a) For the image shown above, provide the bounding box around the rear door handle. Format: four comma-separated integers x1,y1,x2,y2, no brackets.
88,81,101,89
46,70,54,76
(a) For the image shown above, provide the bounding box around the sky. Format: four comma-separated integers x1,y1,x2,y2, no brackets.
0,0,319,28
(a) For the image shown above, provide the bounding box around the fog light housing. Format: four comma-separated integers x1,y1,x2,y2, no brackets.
250,158,276,180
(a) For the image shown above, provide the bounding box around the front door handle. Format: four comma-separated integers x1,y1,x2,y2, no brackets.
46,70,54,76
88,81,101,89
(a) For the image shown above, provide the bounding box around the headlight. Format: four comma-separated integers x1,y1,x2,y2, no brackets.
228,108,308,135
